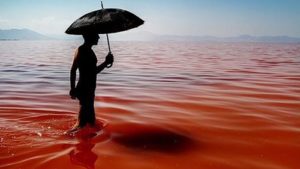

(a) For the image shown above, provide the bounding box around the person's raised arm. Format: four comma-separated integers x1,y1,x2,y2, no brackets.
69,49,79,99
97,52,114,74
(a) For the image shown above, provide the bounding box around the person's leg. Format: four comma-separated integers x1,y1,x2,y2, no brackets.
78,97,88,127
78,95,95,127
86,96,96,126
78,107,87,127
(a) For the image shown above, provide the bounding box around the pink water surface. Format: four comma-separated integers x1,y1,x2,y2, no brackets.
0,41,300,169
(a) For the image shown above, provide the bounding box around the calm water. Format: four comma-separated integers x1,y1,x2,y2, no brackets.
0,40,300,169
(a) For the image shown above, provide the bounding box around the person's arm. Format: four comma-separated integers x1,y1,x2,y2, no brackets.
70,49,79,99
97,53,114,74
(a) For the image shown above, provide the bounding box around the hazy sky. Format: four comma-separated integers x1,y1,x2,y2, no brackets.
0,0,300,37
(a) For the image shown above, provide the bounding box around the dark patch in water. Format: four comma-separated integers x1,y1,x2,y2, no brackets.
112,125,195,153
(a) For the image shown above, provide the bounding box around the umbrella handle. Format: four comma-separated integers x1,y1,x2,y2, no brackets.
105,33,112,68
102,1,113,68
106,34,111,53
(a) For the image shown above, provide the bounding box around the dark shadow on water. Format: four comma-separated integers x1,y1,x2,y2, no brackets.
67,123,195,169
111,124,195,153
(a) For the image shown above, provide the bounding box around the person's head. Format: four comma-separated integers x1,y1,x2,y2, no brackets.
82,33,99,46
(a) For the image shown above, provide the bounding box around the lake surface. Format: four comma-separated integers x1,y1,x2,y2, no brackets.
0,40,300,169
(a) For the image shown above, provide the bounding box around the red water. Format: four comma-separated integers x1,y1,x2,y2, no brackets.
0,41,300,169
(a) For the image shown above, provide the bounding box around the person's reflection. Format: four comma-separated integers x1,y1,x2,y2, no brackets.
69,138,97,169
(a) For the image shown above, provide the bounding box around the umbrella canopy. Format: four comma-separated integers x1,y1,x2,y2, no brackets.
65,8,144,35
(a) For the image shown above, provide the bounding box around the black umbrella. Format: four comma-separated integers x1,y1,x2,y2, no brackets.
66,1,144,53
65,8,144,35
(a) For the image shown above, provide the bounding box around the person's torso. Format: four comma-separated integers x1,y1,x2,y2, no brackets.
77,46,98,92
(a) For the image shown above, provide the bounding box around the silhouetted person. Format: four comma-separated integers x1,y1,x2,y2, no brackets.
69,33,113,130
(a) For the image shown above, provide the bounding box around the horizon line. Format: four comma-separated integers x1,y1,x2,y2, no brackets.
1,28,300,39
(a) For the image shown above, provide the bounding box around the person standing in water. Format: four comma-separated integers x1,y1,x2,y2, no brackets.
69,33,114,130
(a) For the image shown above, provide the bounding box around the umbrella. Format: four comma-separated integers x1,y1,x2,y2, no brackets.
65,8,144,35
66,1,144,68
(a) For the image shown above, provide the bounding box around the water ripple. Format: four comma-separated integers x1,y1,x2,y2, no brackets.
0,41,300,169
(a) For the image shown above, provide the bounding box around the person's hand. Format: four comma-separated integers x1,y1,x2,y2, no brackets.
69,88,77,100
105,52,114,67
